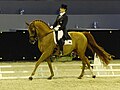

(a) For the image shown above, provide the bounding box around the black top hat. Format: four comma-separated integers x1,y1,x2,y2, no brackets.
60,4,67,10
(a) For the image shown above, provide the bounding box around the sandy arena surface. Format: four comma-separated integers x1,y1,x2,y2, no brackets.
0,59,120,90
1,77,120,90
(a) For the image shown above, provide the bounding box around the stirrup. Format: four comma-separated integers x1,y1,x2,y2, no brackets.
59,51,63,56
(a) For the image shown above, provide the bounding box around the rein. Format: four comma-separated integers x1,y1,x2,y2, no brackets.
37,30,53,40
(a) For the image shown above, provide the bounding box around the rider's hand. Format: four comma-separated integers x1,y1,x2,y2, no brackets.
56,25,61,28
50,26,53,29
54,27,59,31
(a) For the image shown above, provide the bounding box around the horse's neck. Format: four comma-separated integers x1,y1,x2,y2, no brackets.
36,24,53,39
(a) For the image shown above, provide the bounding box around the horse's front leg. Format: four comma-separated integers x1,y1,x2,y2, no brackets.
46,58,54,79
29,59,42,80
29,51,51,80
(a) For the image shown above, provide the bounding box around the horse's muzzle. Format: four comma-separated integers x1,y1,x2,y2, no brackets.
29,39,36,44
29,37,37,44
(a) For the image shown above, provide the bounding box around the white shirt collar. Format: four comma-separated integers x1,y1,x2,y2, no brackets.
60,12,65,16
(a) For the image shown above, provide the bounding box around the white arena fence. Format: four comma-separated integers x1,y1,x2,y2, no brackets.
1,63,120,79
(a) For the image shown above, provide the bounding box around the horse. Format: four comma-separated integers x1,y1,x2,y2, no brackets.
26,20,113,80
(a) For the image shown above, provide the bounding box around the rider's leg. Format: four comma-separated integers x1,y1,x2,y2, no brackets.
59,38,64,55
55,31,59,44
55,31,64,55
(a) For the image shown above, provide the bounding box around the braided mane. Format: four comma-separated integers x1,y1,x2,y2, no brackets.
33,20,51,29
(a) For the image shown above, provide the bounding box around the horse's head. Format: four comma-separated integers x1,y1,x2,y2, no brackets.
26,20,53,44
26,21,38,44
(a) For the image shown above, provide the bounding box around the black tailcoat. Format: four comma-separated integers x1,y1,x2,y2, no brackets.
53,13,69,40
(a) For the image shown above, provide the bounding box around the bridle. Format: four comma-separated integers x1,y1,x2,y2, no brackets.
28,20,53,44
29,22,38,44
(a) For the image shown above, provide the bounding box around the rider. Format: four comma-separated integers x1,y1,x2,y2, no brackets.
50,4,68,55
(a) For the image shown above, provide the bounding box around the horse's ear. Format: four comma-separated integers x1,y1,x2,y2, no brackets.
26,22,29,26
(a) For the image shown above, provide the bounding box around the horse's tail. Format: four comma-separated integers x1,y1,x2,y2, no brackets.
83,32,113,65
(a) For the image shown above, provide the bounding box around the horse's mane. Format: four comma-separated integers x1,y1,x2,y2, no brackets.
33,20,51,29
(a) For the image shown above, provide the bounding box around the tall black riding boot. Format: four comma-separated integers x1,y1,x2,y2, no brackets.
59,38,64,56
55,31,59,44
59,45,63,56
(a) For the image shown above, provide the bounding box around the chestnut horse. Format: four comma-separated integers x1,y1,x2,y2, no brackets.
26,20,112,80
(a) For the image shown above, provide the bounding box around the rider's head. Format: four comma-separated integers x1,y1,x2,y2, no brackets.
59,4,67,13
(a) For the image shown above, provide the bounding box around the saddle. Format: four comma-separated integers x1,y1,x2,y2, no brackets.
53,31,72,45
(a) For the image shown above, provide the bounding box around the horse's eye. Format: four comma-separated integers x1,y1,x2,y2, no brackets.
32,28,35,31
30,27,35,32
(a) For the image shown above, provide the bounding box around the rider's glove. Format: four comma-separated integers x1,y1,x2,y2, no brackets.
50,26,53,29
54,25,61,31
54,27,59,31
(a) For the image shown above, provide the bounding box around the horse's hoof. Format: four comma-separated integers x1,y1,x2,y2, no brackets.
78,77,82,79
47,77,52,80
29,77,33,80
47,75,54,80
92,75,96,78
78,75,83,79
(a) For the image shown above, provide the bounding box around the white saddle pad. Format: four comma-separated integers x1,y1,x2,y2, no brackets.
53,31,72,45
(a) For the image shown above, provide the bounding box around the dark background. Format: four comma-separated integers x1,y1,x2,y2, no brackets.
0,0,120,14
0,30,40,61
0,30,119,61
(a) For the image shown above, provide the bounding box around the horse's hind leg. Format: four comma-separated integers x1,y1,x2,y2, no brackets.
78,60,86,79
85,56,96,78
46,58,54,79
78,55,96,79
